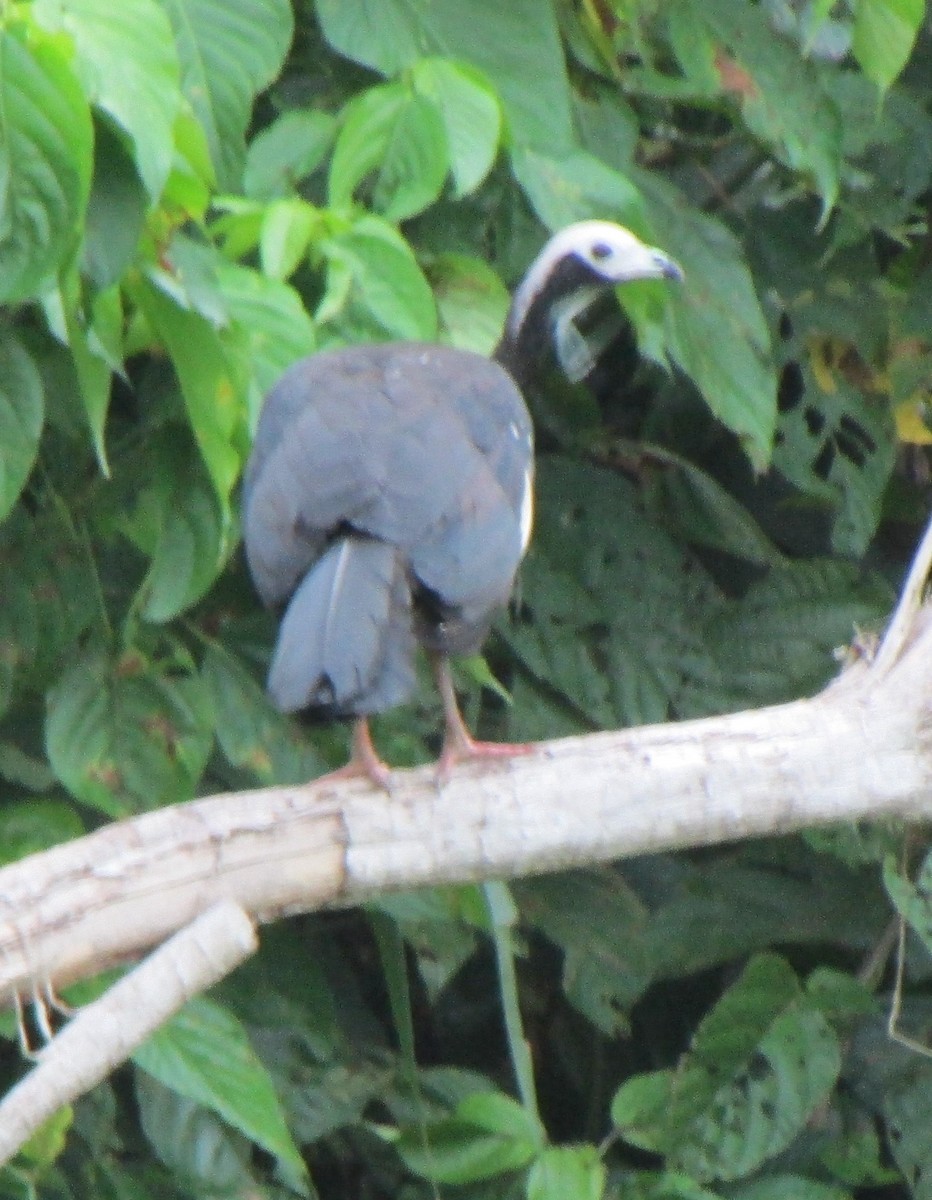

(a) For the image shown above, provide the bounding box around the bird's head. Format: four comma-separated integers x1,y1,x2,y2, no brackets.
499,221,682,385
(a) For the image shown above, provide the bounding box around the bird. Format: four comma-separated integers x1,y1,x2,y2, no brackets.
241,221,683,785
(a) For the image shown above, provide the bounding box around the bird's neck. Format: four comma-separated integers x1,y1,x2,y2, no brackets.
494,254,606,391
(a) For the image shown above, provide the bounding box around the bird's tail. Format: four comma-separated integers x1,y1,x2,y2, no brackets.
268,537,416,715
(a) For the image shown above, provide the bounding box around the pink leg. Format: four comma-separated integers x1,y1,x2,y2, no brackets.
432,655,533,782
316,717,392,791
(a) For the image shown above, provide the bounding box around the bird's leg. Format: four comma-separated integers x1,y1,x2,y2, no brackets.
432,655,533,782
315,717,392,791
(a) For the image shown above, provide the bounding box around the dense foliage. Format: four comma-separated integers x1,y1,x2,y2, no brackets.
1,0,932,1195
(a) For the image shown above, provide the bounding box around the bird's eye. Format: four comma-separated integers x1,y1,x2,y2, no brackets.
590,242,614,261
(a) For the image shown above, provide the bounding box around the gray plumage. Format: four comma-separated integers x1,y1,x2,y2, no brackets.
242,342,533,716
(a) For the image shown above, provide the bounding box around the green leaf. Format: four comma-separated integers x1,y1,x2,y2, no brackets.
0,507,99,687
633,173,777,468
243,108,336,200
17,1105,73,1169
411,58,501,197
513,144,647,233
329,82,449,222
315,0,573,151
516,871,653,1034
259,197,319,280
136,1073,256,1195
501,457,721,731
0,561,36,717
160,0,294,189
135,457,226,623
56,273,122,475
83,117,149,287
0,799,84,866
32,0,181,199
772,358,895,557
0,18,93,302
637,443,782,567
0,333,44,520
431,253,510,355
527,1145,605,1200
700,0,842,216
395,1090,541,1184
134,998,305,1187
880,1059,932,1200
677,560,891,717
200,642,326,784
213,257,316,403
616,959,844,1181
483,881,540,1122
611,1071,675,1152
669,955,841,1181
319,216,437,342
45,648,213,815
884,852,932,957
852,0,923,92
134,274,245,513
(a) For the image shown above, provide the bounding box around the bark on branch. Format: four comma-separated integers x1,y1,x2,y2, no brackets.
0,572,931,1015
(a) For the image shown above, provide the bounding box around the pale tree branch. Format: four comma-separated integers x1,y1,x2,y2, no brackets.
0,902,256,1164
2,521,932,1161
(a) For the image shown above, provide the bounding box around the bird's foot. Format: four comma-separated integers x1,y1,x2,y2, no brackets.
435,732,534,785
315,756,393,792
314,718,393,792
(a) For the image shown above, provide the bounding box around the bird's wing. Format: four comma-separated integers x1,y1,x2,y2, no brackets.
243,344,533,624
242,351,391,607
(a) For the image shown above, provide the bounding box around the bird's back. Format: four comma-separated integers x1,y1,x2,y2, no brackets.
242,342,534,715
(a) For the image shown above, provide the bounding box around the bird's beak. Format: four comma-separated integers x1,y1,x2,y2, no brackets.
648,248,684,282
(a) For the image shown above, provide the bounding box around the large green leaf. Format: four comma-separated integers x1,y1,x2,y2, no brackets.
45,648,213,816
243,109,336,200
852,0,924,92
513,144,647,233
613,955,842,1182
0,333,44,520
132,447,226,623
200,642,328,784
431,253,510,356
51,273,123,476
0,799,83,867
318,215,437,342
33,0,181,199
82,118,150,288
633,173,778,469
0,18,93,303
0,508,99,688
213,257,316,414
690,0,842,216
134,997,306,1188
329,82,449,221
315,0,573,151
159,0,293,189
395,1090,542,1184
411,59,501,198
135,1073,257,1195
134,273,245,515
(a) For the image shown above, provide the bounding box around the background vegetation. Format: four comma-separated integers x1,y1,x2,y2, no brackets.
1,0,931,1195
